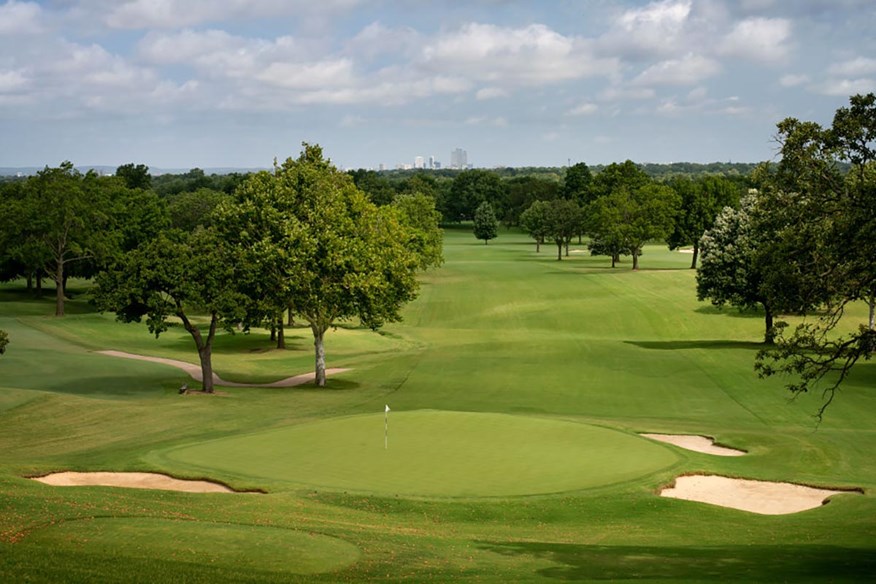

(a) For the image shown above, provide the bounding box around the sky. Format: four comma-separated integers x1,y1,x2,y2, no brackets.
1,0,875,171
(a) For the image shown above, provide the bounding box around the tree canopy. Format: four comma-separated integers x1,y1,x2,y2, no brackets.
94,228,250,393
391,193,444,269
667,175,743,268
227,144,422,386
587,182,679,270
473,201,498,245
753,93,876,416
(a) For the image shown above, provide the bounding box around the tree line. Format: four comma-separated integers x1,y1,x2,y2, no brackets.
0,145,443,392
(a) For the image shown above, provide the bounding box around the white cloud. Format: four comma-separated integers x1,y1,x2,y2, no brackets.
828,57,876,77
0,1,41,35
568,102,598,116
421,23,618,86
618,0,692,32
816,78,876,96
718,17,792,63
600,0,694,59
0,69,29,92
1,1,44,38
465,116,508,128
256,59,355,90
348,22,420,60
600,86,656,101
780,74,810,87
106,0,359,30
476,87,509,100
632,53,721,86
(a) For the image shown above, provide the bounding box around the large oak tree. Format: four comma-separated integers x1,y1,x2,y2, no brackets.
224,144,422,387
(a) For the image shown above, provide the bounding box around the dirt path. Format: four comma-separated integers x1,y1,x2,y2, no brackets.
98,350,349,388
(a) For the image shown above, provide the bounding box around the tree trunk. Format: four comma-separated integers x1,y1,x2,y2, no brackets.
868,293,875,331
180,312,217,393
611,254,617,268
313,326,327,387
276,318,285,349
484,239,488,245
631,251,639,271
287,308,294,327
564,240,569,257
54,262,65,317
764,304,775,345
690,243,699,269
269,322,276,342
36,273,43,295
556,242,563,261
536,239,541,253
197,342,214,393
26,273,32,291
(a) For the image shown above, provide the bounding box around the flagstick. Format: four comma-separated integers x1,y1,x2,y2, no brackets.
384,404,390,450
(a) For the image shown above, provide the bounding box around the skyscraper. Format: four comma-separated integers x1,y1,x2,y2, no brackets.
450,148,467,169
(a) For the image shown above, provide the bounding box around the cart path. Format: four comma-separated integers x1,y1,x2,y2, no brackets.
98,350,350,387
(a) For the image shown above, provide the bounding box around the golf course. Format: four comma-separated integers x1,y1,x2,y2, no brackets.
1,228,874,582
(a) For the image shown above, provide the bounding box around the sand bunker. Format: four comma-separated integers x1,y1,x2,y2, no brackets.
660,474,857,515
99,350,349,388
641,433,746,456
32,472,237,493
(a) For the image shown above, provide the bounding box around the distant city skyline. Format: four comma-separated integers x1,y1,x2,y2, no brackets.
1,1,874,169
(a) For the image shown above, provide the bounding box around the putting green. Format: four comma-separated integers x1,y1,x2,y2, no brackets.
26,518,360,575
157,411,679,497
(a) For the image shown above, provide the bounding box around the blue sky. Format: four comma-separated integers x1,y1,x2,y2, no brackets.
1,0,874,170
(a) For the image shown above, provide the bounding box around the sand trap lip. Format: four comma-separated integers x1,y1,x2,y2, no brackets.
660,474,859,515
98,350,349,388
31,472,243,493
640,433,746,456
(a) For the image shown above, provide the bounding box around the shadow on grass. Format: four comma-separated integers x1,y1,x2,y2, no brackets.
477,541,876,582
625,340,763,351
41,375,173,399
695,305,767,320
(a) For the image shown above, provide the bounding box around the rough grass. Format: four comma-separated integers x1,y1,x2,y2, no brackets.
0,227,874,582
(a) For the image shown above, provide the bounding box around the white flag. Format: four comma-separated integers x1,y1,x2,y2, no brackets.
385,404,390,413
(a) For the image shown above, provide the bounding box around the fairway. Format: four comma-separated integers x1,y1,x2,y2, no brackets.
2,230,874,583
155,410,679,497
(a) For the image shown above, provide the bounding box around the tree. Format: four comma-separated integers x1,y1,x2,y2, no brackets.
115,163,152,190
445,170,507,222
0,180,48,291
391,193,444,269
519,200,551,252
167,188,231,231
94,228,250,393
0,329,7,355
545,199,582,260
667,176,743,268
227,144,421,387
503,176,558,227
473,201,498,244
588,160,650,203
21,163,118,316
754,94,876,415
697,194,779,343
561,162,593,205
348,169,395,206
587,183,680,270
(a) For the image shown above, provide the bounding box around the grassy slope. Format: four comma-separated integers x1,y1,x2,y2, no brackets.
0,228,874,582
